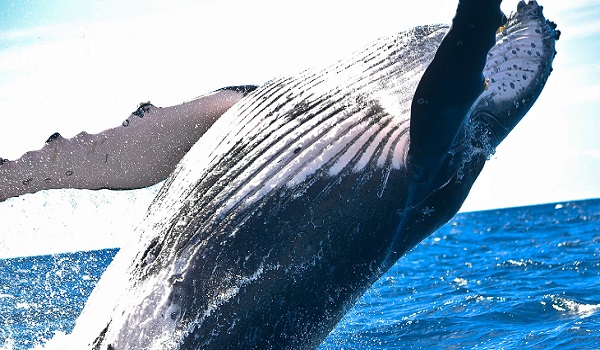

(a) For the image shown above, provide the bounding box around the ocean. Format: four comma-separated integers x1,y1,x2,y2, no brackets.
1,198,599,349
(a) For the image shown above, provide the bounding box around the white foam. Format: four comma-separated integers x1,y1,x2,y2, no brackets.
549,295,600,319
0,185,159,258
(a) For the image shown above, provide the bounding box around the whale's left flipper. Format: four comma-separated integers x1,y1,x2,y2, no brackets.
0,86,256,201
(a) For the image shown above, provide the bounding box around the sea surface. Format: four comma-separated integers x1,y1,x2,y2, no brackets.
1,198,599,349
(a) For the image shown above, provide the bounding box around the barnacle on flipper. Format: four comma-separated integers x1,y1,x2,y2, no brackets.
496,24,507,34
132,101,154,118
46,132,62,143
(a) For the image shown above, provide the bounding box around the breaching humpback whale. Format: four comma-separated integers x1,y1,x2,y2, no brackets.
17,0,559,349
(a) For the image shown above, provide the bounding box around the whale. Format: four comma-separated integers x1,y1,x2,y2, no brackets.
41,1,560,349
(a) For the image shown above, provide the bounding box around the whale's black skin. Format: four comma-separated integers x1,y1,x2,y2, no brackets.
74,1,559,349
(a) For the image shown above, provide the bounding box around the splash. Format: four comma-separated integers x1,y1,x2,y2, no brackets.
546,295,600,319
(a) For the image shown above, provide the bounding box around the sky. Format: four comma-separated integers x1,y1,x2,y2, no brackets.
0,0,599,213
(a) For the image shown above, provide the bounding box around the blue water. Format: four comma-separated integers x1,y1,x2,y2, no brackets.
1,199,599,349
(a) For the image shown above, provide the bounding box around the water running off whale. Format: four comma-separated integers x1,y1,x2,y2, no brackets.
33,1,559,349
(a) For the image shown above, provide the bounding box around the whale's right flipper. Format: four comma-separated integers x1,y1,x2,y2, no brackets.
407,0,506,183
0,86,256,201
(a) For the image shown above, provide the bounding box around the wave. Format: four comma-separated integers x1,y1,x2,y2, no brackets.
547,295,600,319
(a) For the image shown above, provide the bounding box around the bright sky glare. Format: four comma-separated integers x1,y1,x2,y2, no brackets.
0,0,599,213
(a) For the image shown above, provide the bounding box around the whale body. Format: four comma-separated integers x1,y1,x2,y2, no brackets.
48,1,559,349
